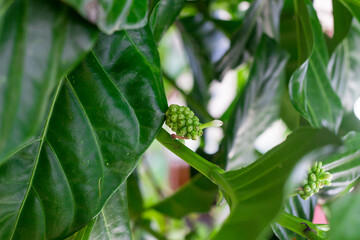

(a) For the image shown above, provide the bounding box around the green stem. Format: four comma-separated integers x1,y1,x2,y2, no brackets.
156,128,224,183
275,211,328,240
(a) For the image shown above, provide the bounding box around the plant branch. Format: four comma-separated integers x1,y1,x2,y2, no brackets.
156,128,224,183
275,211,328,240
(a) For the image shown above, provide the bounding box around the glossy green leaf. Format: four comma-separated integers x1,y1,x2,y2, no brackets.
338,0,360,23
320,132,360,198
329,190,360,239
212,128,341,240
215,0,284,80
150,0,186,42
65,219,96,240
152,174,217,219
272,195,317,240
328,19,360,113
280,1,300,78
0,0,97,164
224,35,288,170
289,1,343,132
90,184,132,240
62,0,148,34
0,26,166,239
66,184,132,240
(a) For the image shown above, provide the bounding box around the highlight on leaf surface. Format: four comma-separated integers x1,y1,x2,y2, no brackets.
297,161,333,200
165,104,223,140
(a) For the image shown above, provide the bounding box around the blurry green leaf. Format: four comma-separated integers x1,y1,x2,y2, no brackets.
272,195,317,240
211,19,243,37
152,174,217,219
177,14,230,119
150,0,186,42
0,0,97,164
338,0,360,23
215,0,284,80
0,0,12,15
328,19,360,113
329,190,360,239
329,0,352,53
127,169,145,220
321,132,360,198
224,35,288,170
289,1,343,132
280,91,300,130
0,26,166,239
212,128,341,239
62,0,148,34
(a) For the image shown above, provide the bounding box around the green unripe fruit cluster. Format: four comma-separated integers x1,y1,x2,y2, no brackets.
297,161,333,200
165,104,203,140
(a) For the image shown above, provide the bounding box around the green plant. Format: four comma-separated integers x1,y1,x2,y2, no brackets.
1,0,360,239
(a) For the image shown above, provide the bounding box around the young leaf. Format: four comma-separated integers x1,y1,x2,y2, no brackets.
224,35,288,170
150,0,186,42
328,19,360,113
0,0,97,164
0,26,166,239
62,0,148,34
212,128,341,239
289,0,343,132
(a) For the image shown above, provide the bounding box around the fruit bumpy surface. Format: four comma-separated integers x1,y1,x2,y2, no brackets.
297,161,333,200
165,104,203,140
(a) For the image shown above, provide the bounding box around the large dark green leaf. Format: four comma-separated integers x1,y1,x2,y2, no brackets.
329,190,360,239
215,0,284,80
62,0,148,34
0,0,97,164
272,195,317,240
152,174,217,219
328,19,360,113
320,132,360,198
223,35,288,170
150,0,186,42
0,26,167,239
338,0,360,23
289,1,343,132
212,128,341,240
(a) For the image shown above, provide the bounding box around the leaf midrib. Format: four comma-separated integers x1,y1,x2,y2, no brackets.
9,79,64,240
